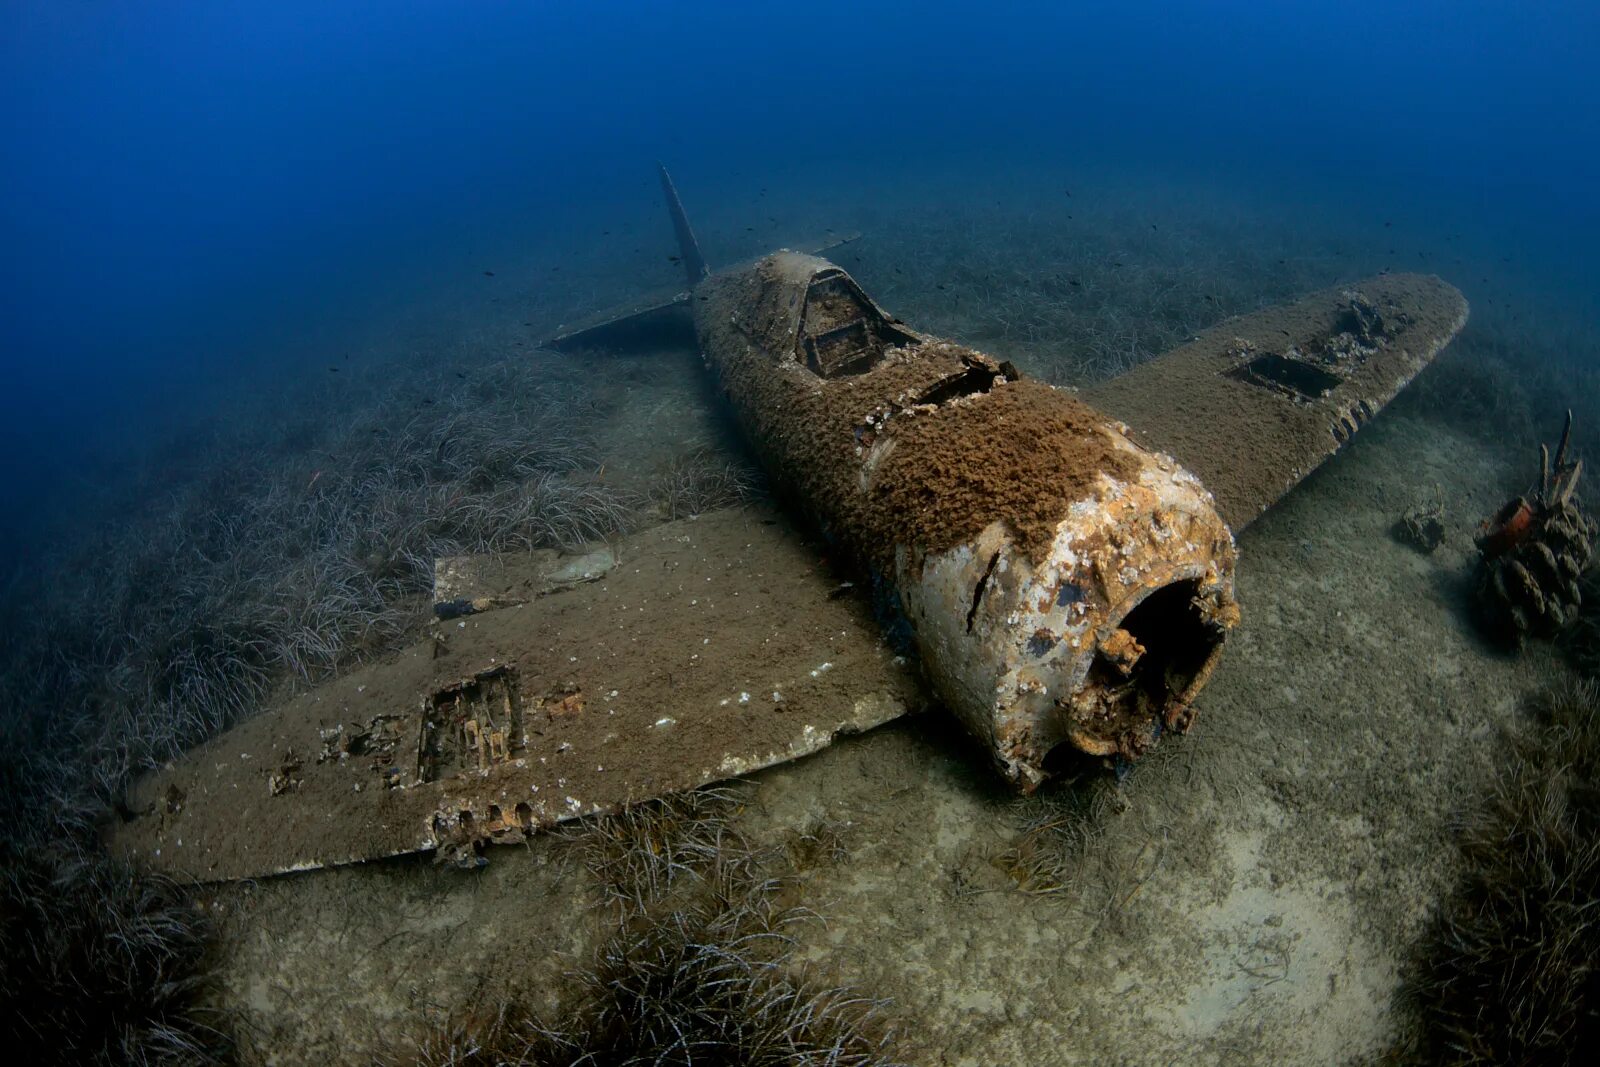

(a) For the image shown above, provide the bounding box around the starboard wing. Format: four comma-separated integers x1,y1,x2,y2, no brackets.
111,507,919,882
1080,273,1468,531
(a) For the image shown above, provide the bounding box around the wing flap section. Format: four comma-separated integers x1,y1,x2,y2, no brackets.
1081,273,1468,531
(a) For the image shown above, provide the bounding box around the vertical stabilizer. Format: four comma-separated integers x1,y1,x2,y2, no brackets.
658,163,709,288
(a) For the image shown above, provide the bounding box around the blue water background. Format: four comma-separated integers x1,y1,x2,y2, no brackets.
2,0,1598,556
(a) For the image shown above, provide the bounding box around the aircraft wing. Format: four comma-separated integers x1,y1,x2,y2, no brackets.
1080,273,1468,531
111,507,920,882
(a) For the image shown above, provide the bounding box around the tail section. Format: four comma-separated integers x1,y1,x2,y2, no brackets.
658,163,709,288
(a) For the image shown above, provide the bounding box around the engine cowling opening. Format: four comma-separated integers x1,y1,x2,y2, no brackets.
1063,577,1229,761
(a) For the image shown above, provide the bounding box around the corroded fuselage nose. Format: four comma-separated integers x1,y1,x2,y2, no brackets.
694,252,1239,790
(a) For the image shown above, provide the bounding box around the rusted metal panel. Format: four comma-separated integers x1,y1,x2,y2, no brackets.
110,509,921,881
1081,275,1469,531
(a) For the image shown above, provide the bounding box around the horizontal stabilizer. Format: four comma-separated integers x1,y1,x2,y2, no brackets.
544,233,860,354
546,287,693,353
1081,273,1468,531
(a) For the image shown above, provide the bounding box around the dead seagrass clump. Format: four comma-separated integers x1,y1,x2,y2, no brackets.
1474,410,1598,644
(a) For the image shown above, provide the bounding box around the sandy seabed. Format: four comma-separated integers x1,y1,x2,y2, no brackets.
194,392,1557,1065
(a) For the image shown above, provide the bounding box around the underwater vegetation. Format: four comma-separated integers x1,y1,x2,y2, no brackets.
647,448,763,522
1,184,1599,1061
405,788,904,1067
0,843,226,1065
0,352,638,1062
1400,679,1600,1065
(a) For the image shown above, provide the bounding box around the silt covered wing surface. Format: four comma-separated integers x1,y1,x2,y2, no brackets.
111,508,920,882
1081,273,1468,531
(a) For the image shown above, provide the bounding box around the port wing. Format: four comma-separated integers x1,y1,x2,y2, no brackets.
111,508,919,882
1081,273,1468,531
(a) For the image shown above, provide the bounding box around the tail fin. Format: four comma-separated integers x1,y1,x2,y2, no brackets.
658,163,709,288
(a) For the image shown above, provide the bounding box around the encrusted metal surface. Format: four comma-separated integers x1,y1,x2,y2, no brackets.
696,252,1239,788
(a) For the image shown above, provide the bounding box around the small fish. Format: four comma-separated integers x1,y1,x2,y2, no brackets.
328,367,339,373
668,255,681,263
1383,221,1392,228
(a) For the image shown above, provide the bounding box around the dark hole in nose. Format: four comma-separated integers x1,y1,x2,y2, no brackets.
1055,578,1226,763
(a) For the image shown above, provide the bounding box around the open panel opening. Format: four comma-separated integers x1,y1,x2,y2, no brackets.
1226,351,1343,401
416,667,523,783
799,270,917,378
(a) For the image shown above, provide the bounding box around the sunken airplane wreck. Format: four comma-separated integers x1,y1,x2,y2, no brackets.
113,168,1469,880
